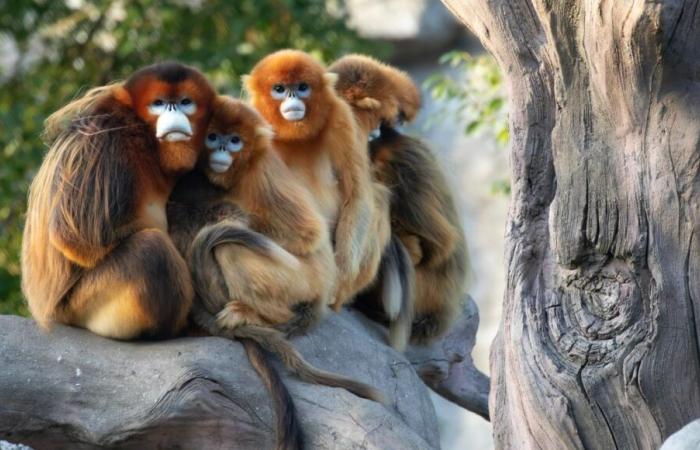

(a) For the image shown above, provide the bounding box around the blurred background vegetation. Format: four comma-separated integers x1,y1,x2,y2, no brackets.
0,0,385,315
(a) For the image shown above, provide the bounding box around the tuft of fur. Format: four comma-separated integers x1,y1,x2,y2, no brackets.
383,236,416,351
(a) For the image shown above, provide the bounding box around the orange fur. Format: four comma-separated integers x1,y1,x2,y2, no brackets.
246,50,385,308
22,62,215,339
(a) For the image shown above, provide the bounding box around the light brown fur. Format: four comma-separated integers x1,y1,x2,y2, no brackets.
245,50,387,308
22,62,215,340
330,55,469,345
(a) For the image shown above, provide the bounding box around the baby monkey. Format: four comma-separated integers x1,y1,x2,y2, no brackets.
330,55,469,346
193,96,337,331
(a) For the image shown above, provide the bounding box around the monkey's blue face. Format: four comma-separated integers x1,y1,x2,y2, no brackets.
147,96,197,142
205,132,244,173
270,82,312,121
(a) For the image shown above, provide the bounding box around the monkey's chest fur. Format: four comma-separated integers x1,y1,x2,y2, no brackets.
285,151,341,230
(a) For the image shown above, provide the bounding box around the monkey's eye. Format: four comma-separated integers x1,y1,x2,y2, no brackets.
179,97,196,115
148,99,167,115
297,82,311,98
227,134,243,153
205,133,220,149
271,84,286,100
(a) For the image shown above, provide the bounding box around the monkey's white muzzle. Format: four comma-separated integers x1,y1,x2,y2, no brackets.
209,151,233,173
156,110,193,142
280,97,306,121
368,127,381,141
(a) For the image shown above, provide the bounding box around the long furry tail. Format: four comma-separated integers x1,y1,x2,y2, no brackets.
241,339,303,450
381,235,416,352
193,305,386,404
233,325,386,404
193,305,303,450
189,220,299,310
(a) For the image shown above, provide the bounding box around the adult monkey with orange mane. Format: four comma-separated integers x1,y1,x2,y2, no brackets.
244,49,390,309
21,62,215,340
330,54,469,346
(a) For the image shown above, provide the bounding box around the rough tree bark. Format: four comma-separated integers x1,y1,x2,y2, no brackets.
441,1,700,449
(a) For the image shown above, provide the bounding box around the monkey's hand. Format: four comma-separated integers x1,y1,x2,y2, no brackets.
398,233,423,266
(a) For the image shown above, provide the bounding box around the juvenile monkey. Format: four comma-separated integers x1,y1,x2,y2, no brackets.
330,54,469,345
22,62,215,340
244,50,389,309
192,96,336,331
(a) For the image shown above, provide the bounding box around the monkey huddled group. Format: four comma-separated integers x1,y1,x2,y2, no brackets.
21,50,468,450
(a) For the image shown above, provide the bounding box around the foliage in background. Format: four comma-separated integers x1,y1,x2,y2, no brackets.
424,50,510,195
0,0,383,315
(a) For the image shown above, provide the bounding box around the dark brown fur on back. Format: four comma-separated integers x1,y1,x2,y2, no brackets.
370,125,468,344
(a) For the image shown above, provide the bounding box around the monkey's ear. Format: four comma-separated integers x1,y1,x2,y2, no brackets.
356,97,382,110
323,72,339,88
241,75,253,95
255,125,275,139
113,85,133,107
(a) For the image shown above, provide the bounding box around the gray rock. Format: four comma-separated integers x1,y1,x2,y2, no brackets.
0,310,440,449
661,420,700,450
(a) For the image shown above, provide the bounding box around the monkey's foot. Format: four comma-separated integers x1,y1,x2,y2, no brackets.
216,302,267,329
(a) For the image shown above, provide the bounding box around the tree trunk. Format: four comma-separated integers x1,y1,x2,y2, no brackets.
440,0,700,448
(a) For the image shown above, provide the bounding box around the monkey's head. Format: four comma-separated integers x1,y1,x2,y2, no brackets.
119,61,216,174
201,96,274,190
244,50,336,142
329,54,421,140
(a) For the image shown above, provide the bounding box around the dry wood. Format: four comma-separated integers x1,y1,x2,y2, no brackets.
441,0,700,448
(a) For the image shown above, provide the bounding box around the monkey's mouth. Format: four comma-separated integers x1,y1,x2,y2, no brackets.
280,98,306,121
160,130,192,142
209,152,233,173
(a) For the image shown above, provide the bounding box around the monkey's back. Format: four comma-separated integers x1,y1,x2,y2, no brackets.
370,126,469,343
21,93,154,326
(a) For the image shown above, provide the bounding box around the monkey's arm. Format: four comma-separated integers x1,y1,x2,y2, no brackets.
405,205,460,268
390,141,461,269
247,153,325,256
329,123,376,283
47,124,137,268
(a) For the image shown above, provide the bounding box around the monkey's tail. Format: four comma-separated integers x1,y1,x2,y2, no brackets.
192,305,303,450
193,305,386,404
241,339,304,450
193,219,300,268
232,325,387,404
190,220,300,310
381,235,416,352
